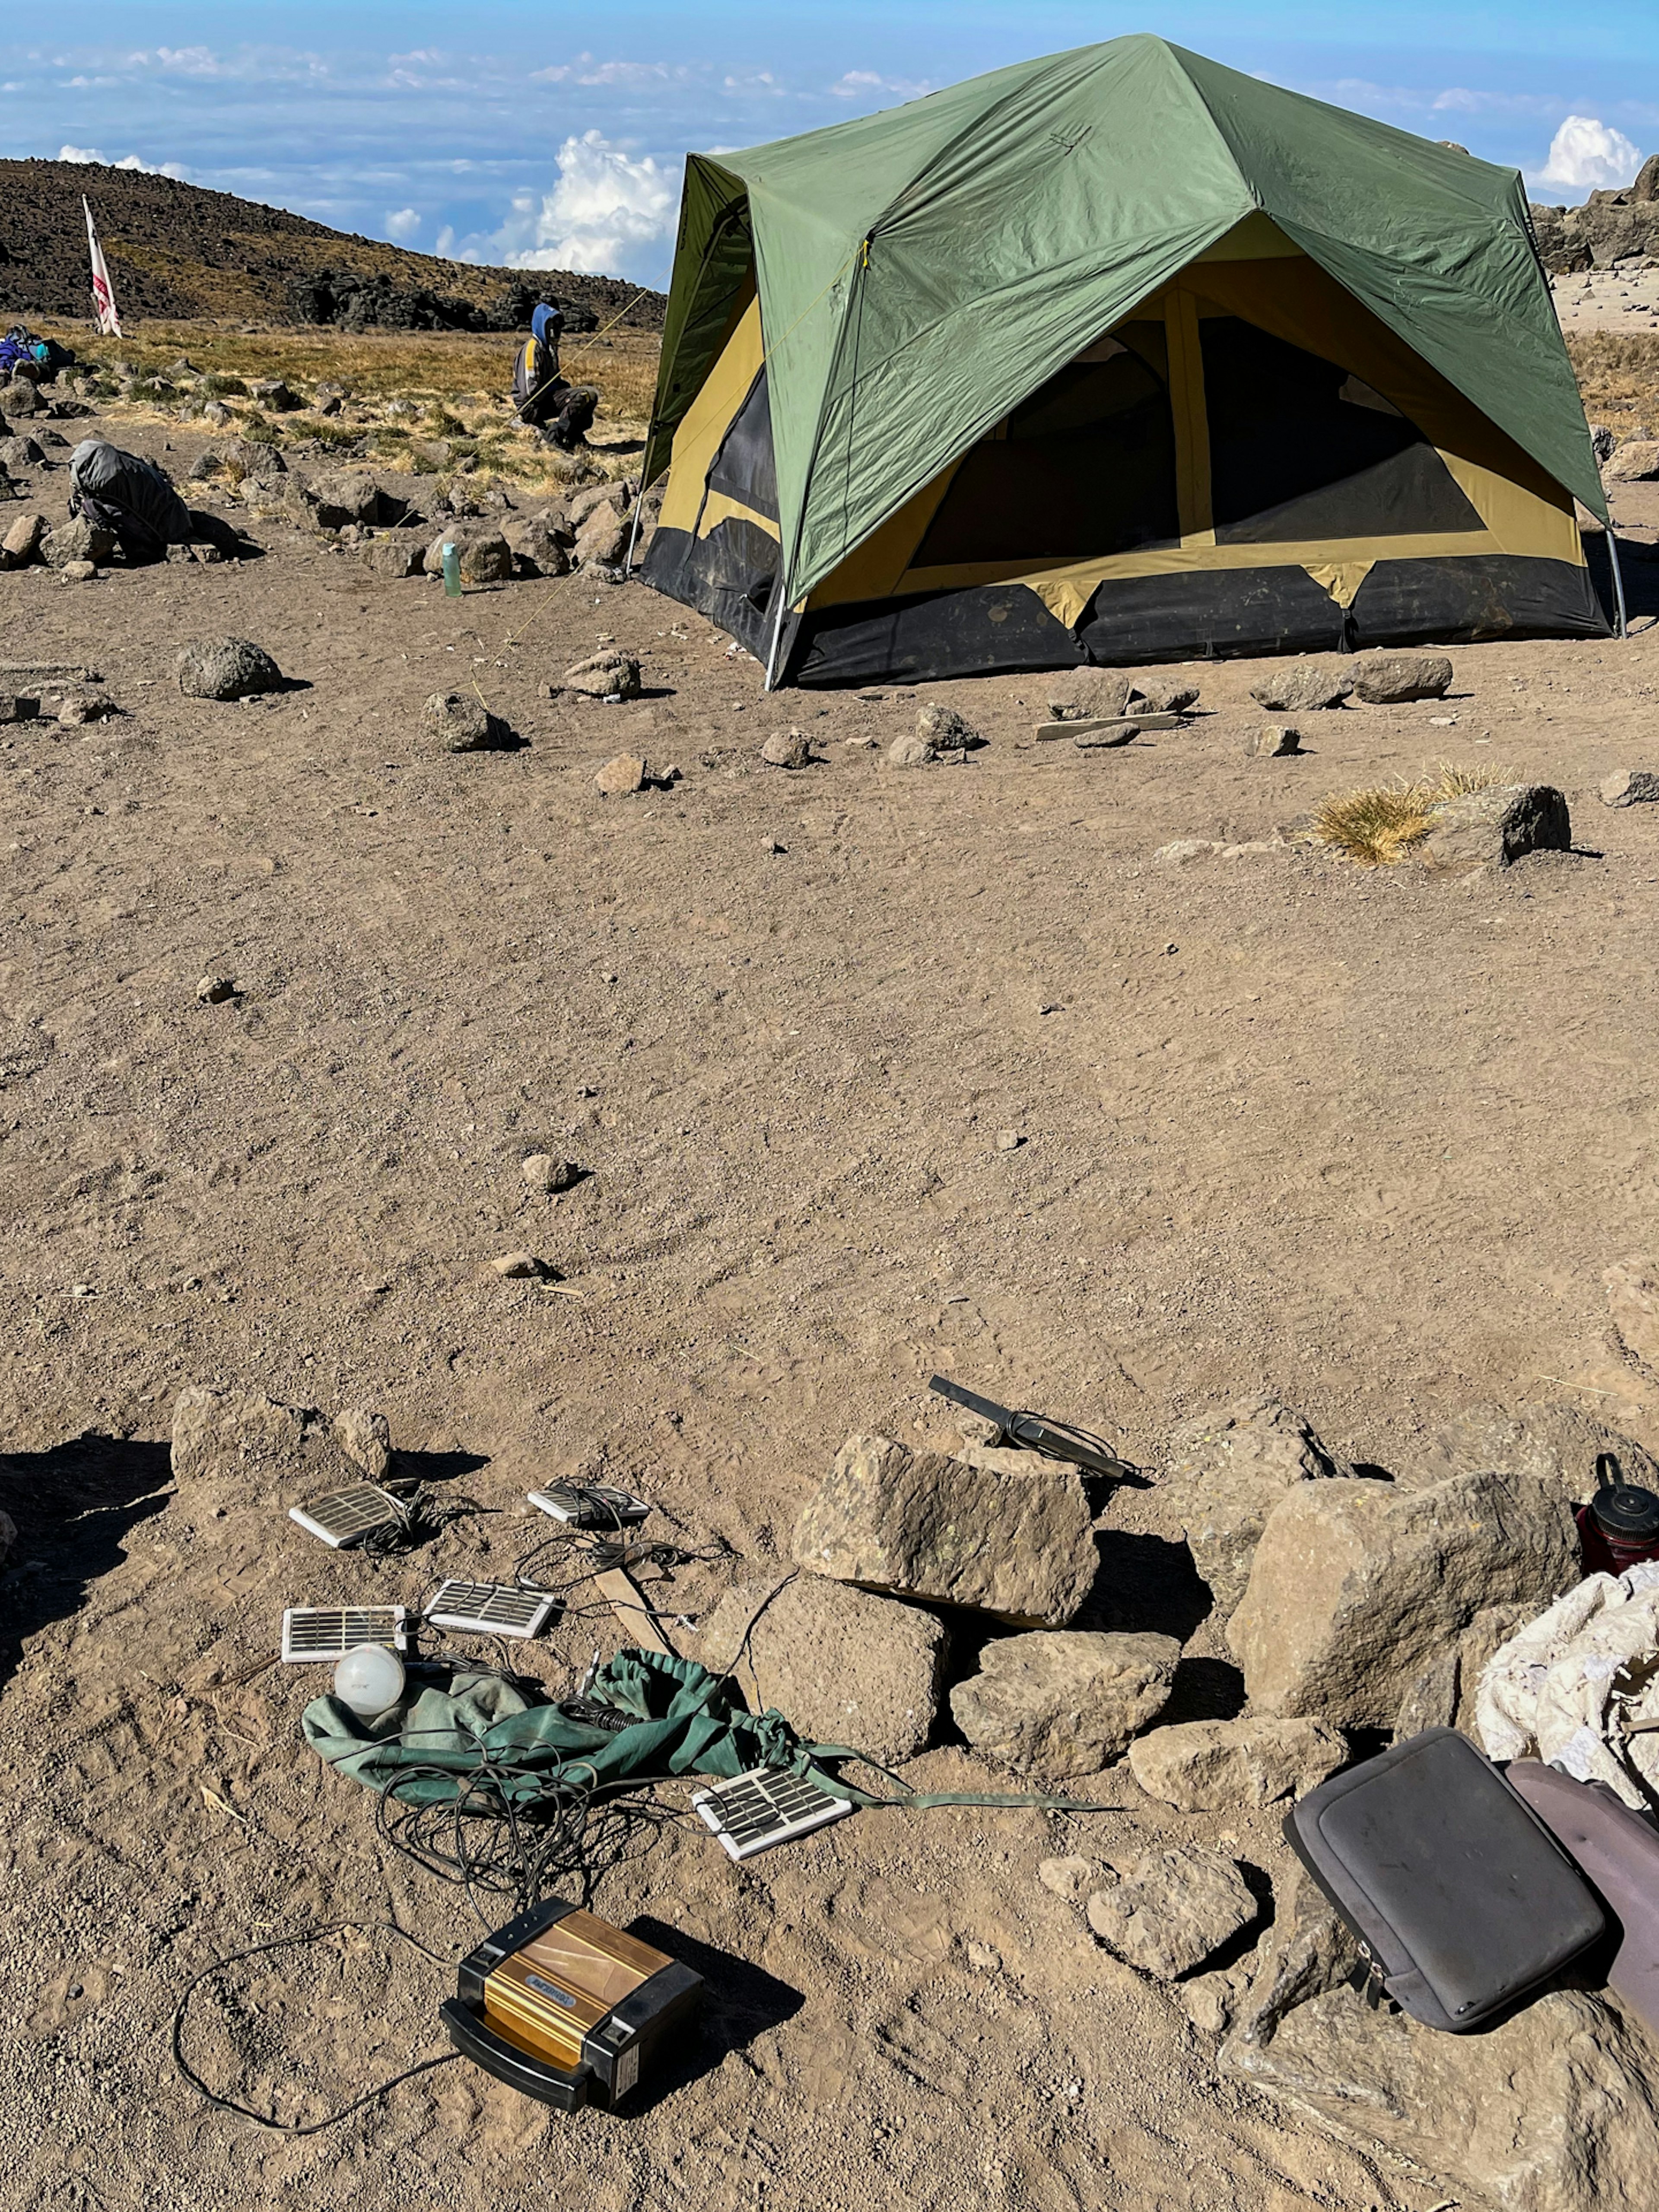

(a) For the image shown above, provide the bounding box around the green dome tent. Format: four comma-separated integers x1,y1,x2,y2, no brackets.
636,35,1616,689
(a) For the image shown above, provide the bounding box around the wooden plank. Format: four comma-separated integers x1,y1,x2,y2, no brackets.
593,1565,677,1658
1033,712,1184,743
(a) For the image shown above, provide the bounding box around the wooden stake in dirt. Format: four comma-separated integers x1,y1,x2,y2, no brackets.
593,1565,678,1659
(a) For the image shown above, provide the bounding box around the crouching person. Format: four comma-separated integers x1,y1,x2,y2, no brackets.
69,438,192,563
512,302,598,451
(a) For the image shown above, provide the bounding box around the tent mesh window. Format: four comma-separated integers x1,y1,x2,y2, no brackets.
706,368,779,520
912,329,1178,566
1199,317,1483,544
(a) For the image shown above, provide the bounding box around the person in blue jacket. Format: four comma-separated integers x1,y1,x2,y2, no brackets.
511,302,596,451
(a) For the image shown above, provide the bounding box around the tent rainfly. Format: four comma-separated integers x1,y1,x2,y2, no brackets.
636,35,1615,690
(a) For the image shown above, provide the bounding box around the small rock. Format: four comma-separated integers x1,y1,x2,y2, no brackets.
58,694,114,724
4,376,41,417
567,482,631,528
249,378,302,412
1154,838,1221,864
176,636,283,702
359,536,423,581
1182,1971,1238,2037
1038,1855,1096,1901
792,1432,1098,1627
1601,768,1659,807
564,649,642,700
0,695,39,721
700,1573,947,1764
489,1252,543,1279
1086,1847,1256,1980
916,702,979,748
574,506,629,568
0,435,44,471
42,517,115,569
197,975,236,1003
996,1128,1024,1152
595,753,647,795
843,733,880,750
289,468,389,532
1249,724,1302,757
1249,662,1351,714
1047,670,1133,722
761,729,812,769
58,560,97,584
202,400,232,429
950,1630,1181,1779
504,514,572,578
334,1407,393,1483
888,731,937,769
1128,1716,1347,1812
522,1153,581,1193
1,511,44,566
1227,1469,1579,1729
1348,651,1453,705
1416,784,1570,871
422,690,508,753
1607,438,1659,481
965,1942,1002,1973
1133,677,1201,715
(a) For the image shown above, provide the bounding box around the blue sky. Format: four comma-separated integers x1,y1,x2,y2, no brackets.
15,3,1659,287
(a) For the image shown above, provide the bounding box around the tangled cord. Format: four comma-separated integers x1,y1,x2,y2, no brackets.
360,1484,490,1558
171,1920,463,2135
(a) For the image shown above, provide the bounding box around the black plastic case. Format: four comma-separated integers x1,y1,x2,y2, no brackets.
1284,1727,1606,2032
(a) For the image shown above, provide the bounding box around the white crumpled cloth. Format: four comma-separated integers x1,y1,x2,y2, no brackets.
1477,1560,1659,1808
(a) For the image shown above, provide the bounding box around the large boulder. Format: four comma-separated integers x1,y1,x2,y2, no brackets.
1,511,44,568
1226,1982,1659,2212
950,1630,1179,1778
1047,670,1133,723
700,1574,946,1763
0,435,44,471
1128,1716,1345,1811
574,503,629,568
1347,651,1453,705
1416,784,1570,872
423,690,511,753
1086,1847,1257,1980
1227,1863,1360,2050
42,517,114,569
359,535,423,581
1414,1397,1659,1507
170,1386,376,1503
176,636,283,701
1249,661,1351,714
422,526,513,584
792,1433,1098,1627
288,469,390,531
504,513,572,577
1160,1397,1344,1621
1227,1470,1578,1728
1607,439,1659,483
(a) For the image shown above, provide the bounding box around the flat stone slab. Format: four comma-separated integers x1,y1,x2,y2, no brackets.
1033,712,1185,743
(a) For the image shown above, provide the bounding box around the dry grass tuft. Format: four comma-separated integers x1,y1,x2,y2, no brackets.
1314,761,1511,865
1566,331,1659,439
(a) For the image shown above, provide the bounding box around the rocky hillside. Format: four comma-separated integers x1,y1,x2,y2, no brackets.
0,158,665,332
1533,156,1659,271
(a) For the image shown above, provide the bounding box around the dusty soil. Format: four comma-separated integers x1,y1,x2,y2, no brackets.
3,397,1659,2212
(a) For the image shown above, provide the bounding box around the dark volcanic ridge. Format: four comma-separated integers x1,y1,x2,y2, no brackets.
0,158,665,331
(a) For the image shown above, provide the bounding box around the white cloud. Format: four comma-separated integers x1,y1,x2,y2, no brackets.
827,68,932,102
1537,115,1643,191
482,130,675,278
58,142,186,177
385,205,420,239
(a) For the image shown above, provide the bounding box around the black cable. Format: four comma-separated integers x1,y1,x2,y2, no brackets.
362,1485,492,1558
171,1920,462,2135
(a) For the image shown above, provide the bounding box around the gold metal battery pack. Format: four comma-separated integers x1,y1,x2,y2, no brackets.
440,1897,703,2110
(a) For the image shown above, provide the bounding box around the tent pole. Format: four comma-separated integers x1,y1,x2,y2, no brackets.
1607,526,1629,641
762,582,790,691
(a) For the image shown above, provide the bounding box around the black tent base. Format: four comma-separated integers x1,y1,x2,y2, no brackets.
642,525,1611,689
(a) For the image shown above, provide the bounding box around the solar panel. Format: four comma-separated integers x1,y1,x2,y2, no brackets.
527,1482,651,1529
424,1580,558,1639
690,1767,855,1861
281,1606,411,1662
288,1484,407,1548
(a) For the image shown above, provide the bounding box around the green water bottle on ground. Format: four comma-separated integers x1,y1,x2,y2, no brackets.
441,541,461,596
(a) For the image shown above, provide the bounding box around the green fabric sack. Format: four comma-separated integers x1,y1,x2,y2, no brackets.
301,1648,816,1808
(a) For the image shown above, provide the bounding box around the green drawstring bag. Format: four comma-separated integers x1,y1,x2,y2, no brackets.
302,1647,1114,1815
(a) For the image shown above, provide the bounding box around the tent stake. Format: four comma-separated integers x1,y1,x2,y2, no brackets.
1607,528,1629,640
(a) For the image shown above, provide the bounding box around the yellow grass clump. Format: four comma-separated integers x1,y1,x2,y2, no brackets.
1314,761,1511,866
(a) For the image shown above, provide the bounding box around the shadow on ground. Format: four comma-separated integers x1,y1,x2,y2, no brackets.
0,1433,173,1692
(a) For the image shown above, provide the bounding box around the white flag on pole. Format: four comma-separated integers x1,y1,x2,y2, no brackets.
84,196,121,336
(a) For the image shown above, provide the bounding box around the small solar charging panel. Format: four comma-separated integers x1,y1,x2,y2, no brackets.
690,1767,855,1862
527,1482,650,1529
425,1580,558,1639
288,1484,407,1548
281,1606,410,1662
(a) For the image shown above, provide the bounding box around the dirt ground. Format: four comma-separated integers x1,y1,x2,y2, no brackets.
3,394,1659,2212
